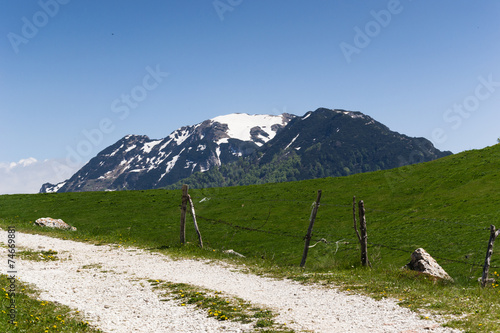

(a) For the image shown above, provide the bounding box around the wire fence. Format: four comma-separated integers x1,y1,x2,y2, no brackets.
185,191,498,272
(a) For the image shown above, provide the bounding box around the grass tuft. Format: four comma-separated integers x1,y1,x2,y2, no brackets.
150,280,293,332
0,274,102,332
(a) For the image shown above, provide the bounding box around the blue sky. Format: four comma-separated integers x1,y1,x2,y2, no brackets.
1,1,499,194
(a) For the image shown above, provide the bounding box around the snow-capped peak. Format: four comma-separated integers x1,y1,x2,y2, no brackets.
210,113,291,146
40,112,294,193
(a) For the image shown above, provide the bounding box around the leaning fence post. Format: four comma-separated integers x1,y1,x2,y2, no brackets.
481,225,500,287
187,194,203,248
180,184,189,245
300,190,322,268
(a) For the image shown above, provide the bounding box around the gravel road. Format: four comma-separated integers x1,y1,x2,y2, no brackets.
0,230,461,332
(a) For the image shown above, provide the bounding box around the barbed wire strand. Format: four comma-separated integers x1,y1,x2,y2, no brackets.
190,193,498,269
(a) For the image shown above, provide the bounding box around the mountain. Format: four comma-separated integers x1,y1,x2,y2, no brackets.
40,108,452,193
40,113,294,193
166,108,452,188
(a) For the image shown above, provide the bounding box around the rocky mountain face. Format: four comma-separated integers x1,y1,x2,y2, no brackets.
40,113,294,193
167,108,452,188
40,108,452,193
259,108,449,175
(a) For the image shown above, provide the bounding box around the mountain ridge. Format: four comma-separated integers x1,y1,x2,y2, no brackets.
40,113,294,193
40,108,452,193
166,108,452,188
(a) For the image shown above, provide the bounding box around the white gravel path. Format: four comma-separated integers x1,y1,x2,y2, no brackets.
1,230,461,333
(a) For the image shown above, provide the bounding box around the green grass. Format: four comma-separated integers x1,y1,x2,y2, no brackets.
0,143,500,331
0,275,102,333
16,249,59,262
149,279,293,332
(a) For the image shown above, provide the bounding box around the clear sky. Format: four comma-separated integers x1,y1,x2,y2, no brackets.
1,1,499,194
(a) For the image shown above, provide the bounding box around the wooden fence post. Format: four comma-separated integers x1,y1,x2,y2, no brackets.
300,190,322,268
481,225,500,287
180,184,188,245
187,194,203,248
358,200,371,267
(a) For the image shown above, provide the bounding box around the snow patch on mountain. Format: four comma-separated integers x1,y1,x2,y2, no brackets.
45,181,66,193
336,109,365,119
285,134,300,150
170,127,193,146
164,148,185,175
142,140,162,154
302,112,312,121
125,145,137,153
39,112,294,193
211,113,287,145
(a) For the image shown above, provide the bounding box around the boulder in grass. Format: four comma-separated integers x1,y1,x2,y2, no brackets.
34,217,77,231
223,249,245,258
405,248,453,281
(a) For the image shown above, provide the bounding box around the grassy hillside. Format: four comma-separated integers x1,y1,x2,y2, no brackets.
1,144,500,331
2,144,499,278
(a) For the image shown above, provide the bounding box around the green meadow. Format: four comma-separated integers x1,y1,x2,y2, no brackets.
1,143,500,332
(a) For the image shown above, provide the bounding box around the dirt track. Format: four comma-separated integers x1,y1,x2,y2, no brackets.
1,230,461,332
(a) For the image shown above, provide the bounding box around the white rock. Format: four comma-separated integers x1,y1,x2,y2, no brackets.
34,217,77,231
405,248,453,281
